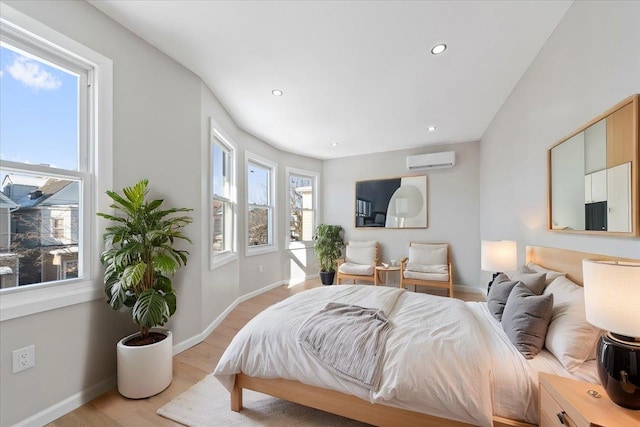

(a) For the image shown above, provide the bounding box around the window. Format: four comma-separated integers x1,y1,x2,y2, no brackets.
0,6,112,319
246,152,277,255
287,168,318,243
52,218,64,239
210,121,237,268
0,31,88,289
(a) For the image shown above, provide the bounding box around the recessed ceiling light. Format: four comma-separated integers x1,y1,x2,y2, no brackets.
272,89,283,96
430,44,447,55
330,142,339,147
427,126,437,132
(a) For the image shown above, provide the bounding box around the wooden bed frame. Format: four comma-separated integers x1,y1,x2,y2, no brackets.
229,245,638,427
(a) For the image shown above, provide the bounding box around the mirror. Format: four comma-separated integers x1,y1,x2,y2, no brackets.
548,95,638,236
355,175,427,228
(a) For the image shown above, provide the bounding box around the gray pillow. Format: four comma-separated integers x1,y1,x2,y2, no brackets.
487,274,519,321
502,283,554,359
510,268,546,295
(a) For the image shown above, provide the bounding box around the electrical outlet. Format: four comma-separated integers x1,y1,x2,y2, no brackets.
12,345,35,373
259,265,263,272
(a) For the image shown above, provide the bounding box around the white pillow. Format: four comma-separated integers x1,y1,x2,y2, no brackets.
526,261,567,285
346,245,376,266
543,276,601,372
408,246,447,266
348,240,376,248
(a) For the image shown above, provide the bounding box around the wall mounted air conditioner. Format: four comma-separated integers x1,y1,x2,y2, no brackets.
406,151,455,170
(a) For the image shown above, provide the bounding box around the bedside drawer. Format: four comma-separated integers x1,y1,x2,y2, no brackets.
540,385,584,427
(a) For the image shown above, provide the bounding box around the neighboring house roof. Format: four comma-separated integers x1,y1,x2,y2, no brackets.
0,192,19,209
14,178,76,209
1,174,47,188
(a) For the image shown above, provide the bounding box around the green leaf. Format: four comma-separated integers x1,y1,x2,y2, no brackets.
122,179,149,209
121,262,146,289
146,198,164,211
133,289,170,329
154,275,172,293
153,252,178,274
164,290,177,317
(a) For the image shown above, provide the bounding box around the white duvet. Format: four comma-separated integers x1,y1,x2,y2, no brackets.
214,285,595,426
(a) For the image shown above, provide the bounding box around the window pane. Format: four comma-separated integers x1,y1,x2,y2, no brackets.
0,171,81,287
62,260,78,280
212,142,229,199
212,199,232,254
289,173,314,241
290,209,314,242
248,162,269,206
0,44,79,171
289,175,314,210
248,206,269,246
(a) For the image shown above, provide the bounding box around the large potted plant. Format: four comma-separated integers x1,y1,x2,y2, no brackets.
98,179,192,399
313,224,344,285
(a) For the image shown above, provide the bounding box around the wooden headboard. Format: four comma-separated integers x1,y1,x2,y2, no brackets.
526,245,639,285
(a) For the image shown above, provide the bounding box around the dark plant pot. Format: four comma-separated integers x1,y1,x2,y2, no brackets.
319,271,335,286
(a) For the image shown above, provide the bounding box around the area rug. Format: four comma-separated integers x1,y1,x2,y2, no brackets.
156,374,371,426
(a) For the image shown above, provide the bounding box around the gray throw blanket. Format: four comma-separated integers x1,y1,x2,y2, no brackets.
297,302,391,391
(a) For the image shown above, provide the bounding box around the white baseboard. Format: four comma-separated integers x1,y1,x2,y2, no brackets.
455,284,486,300
172,279,287,355
14,375,116,427
17,279,291,426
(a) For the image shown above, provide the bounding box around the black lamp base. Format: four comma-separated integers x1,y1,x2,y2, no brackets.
597,332,640,409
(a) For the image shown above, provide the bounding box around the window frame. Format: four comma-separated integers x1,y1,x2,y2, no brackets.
0,5,113,321
209,119,237,270
245,151,278,257
286,167,319,248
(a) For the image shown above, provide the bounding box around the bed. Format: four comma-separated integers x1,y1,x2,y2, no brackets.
213,246,636,427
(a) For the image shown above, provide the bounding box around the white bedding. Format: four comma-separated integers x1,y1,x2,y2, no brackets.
214,285,598,426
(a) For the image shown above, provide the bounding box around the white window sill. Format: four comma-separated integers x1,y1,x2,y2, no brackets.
245,245,278,257
287,241,314,250
210,252,238,270
0,279,103,321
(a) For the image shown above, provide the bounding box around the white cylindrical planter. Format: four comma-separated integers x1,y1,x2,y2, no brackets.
117,329,173,399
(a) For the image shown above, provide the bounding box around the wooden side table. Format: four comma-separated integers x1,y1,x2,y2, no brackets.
539,373,640,427
375,265,400,286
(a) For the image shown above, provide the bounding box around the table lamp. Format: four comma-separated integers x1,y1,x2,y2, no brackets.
481,240,517,293
583,259,640,409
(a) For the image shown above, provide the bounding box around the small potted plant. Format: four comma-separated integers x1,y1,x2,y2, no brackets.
313,224,344,285
98,179,192,398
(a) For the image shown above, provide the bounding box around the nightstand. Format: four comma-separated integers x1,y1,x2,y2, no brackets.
374,265,400,286
539,373,640,427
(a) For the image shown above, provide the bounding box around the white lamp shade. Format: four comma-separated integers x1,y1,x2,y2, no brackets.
481,240,517,272
583,259,640,338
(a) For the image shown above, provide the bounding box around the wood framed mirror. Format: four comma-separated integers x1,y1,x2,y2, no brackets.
548,94,639,236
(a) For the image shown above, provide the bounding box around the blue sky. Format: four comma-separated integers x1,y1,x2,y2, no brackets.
0,44,78,173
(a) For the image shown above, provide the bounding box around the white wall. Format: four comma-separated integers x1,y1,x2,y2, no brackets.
0,1,205,425
0,1,326,424
323,141,480,288
479,0,640,275
199,83,323,328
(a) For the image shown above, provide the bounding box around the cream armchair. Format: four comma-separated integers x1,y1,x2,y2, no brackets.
336,241,379,285
400,242,454,297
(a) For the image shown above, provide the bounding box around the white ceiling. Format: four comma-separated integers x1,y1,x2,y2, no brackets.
88,0,572,160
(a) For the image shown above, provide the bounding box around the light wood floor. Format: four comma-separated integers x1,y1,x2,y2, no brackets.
48,280,484,426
